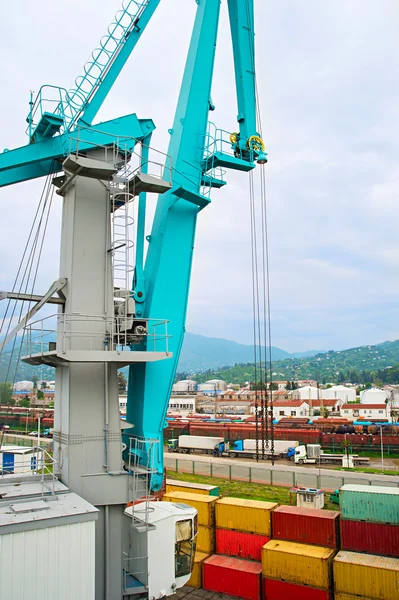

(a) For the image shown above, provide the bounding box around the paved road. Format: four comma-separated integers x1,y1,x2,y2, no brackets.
164,451,399,487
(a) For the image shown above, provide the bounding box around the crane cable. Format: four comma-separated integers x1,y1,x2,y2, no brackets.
0,166,55,426
245,0,274,464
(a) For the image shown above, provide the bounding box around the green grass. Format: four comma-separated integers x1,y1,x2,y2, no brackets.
338,466,398,476
166,470,338,511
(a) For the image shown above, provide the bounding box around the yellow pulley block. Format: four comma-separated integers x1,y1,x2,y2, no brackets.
229,132,239,145
247,135,265,152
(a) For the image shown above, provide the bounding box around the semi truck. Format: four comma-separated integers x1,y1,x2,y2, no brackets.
167,435,225,455
228,439,299,460
294,444,370,466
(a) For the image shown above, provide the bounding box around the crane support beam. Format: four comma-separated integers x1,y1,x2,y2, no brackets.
127,0,222,491
0,114,155,187
227,0,258,144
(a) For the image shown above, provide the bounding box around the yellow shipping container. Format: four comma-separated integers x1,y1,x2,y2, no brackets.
262,540,335,589
163,491,217,526
187,551,210,588
166,483,208,496
215,497,277,535
335,595,374,600
196,525,215,554
334,551,399,600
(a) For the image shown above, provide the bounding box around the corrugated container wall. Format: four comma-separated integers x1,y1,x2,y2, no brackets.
196,525,215,554
340,485,399,525
334,550,399,600
216,497,277,535
262,578,332,600
262,539,335,589
203,554,262,600
163,491,217,526
272,506,340,548
334,595,375,600
187,551,210,588
0,521,95,600
341,519,399,558
216,528,270,561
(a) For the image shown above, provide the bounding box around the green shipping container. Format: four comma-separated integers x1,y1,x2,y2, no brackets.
340,485,399,525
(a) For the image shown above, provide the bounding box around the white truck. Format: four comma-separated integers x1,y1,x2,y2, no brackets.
167,435,225,455
294,444,370,466
229,439,299,460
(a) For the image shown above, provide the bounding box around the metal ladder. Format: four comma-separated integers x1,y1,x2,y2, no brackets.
128,436,158,532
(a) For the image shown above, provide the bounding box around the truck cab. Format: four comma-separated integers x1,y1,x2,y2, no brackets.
168,439,178,451
330,489,340,505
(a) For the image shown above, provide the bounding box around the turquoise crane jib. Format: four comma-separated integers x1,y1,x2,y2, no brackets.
0,115,155,187
127,0,265,490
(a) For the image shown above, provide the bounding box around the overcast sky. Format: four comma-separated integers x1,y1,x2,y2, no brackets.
0,1,398,353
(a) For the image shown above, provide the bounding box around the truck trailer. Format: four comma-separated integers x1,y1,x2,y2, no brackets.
167,435,225,455
229,438,299,460
294,444,370,466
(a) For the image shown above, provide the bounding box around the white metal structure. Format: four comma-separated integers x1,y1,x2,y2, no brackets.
0,481,98,600
360,388,387,404
172,380,198,393
322,385,356,403
124,501,197,599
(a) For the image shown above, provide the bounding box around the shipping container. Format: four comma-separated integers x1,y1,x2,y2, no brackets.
196,525,215,554
216,528,269,562
163,491,217,527
341,519,399,558
272,506,340,548
203,554,262,600
165,479,219,496
187,551,210,588
334,550,399,600
262,578,331,600
340,485,399,525
216,497,277,536
262,540,335,589
334,595,375,600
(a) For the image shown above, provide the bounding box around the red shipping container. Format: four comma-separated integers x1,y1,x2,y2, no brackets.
263,578,331,600
203,555,262,600
341,519,399,558
272,506,340,548
216,528,270,561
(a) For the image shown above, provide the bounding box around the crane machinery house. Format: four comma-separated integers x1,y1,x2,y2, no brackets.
0,0,267,599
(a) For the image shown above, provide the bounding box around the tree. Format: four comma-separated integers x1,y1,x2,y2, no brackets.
32,376,38,390
37,390,44,400
41,381,48,390
285,381,292,391
19,397,30,408
269,382,278,391
48,401,54,408
0,382,13,405
118,372,127,393
321,407,329,418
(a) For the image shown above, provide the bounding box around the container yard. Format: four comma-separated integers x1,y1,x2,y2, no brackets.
162,476,399,600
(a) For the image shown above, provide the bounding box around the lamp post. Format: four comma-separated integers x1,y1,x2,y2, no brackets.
380,426,384,473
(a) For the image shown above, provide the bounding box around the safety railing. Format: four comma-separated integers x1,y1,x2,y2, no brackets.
0,445,58,499
123,555,148,593
22,313,170,356
27,1,152,135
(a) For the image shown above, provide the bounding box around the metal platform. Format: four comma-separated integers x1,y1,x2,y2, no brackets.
63,154,118,180
22,349,172,368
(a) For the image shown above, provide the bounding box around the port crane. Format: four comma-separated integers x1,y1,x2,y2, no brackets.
0,1,266,598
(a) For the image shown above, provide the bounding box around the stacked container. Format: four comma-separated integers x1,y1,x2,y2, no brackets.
201,498,277,600
262,506,339,600
165,478,219,496
163,490,218,553
215,497,276,561
339,485,399,558
262,540,335,600
334,485,399,600
187,551,210,589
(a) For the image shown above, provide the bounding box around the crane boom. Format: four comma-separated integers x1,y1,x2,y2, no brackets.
127,0,264,490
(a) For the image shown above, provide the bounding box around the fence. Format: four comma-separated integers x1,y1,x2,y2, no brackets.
164,456,399,491
1,434,52,448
